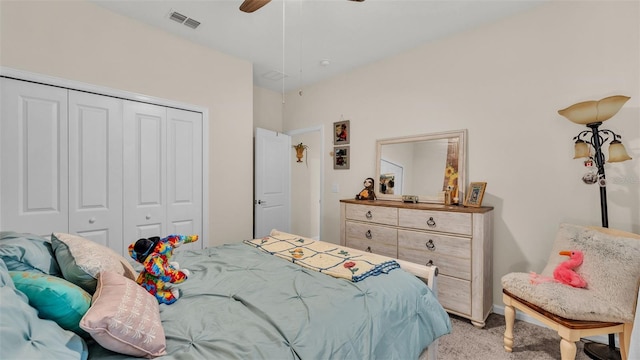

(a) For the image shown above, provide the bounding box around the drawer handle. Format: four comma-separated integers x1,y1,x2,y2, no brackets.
425,239,436,251
366,246,372,253
365,211,373,219
426,260,434,267
426,217,436,228
89,217,96,224
365,230,372,239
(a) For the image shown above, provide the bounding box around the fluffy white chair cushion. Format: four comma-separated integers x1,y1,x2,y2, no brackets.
502,223,640,323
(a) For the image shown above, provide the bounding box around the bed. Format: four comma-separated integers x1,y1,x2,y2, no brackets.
0,230,451,359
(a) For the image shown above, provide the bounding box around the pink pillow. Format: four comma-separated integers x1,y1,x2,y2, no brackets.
80,271,166,358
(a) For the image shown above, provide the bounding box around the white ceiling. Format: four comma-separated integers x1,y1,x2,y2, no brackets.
91,0,544,93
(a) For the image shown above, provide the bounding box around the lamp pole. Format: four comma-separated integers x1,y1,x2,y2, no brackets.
579,122,618,360
587,122,608,228
559,95,632,360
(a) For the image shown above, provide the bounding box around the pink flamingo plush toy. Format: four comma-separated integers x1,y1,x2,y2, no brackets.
530,250,587,288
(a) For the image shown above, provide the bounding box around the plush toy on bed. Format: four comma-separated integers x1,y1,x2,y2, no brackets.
129,234,199,305
355,177,377,200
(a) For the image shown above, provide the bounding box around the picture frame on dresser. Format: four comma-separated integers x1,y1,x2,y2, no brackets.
464,182,487,207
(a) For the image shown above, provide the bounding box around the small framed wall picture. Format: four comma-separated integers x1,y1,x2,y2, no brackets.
334,146,350,170
333,120,350,145
464,182,487,207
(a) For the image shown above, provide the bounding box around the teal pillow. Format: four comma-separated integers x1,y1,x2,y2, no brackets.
0,277,88,359
10,271,92,336
0,231,61,275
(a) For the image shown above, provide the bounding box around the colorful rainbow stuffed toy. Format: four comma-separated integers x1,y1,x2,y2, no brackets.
129,234,199,304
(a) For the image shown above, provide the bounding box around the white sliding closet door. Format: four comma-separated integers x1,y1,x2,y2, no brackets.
68,91,123,253
0,78,69,235
166,108,202,251
123,101,167,245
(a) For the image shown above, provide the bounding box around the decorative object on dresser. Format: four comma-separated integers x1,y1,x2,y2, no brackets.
558,95,633,360
355,177,377,200
463,182,487,207
340,198,494,328
376,130,467,204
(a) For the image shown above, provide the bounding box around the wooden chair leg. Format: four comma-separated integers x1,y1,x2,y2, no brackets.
619,323,632,360
503,303,515,352
559,338,577,360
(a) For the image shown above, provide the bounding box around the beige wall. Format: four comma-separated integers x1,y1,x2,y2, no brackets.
253,86,283,132
279,1,640,308
0,0,254,247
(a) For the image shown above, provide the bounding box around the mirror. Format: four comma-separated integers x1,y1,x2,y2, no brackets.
375,129,467,204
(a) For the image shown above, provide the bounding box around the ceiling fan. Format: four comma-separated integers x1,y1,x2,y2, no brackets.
240,0,364,13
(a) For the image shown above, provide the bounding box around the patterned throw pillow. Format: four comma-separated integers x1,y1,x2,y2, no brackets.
80,271,166,358
51,233,137,294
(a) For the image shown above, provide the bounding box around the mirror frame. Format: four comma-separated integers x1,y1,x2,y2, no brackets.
375,129,467,204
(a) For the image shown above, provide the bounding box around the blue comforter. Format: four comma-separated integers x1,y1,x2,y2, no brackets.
88,243,451,359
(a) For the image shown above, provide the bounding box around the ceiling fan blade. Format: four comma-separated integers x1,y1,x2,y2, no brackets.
239,0,271,13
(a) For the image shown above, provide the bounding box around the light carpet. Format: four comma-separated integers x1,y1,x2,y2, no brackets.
438,313,593,359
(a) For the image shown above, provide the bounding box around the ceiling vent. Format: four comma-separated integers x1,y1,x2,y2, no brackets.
262,70,288,81
168,10,200,29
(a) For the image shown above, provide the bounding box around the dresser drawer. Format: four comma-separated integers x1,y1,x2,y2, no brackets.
438,275,471,315
398,248,470,280
398,230,470,259
345,221,397,258
398,208,472,235
346,204,397,226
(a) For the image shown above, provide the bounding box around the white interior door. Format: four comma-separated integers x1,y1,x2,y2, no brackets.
254,128,291,238
123,101,167,243
0,78,69,235
166,108,203,250
68,90,123,253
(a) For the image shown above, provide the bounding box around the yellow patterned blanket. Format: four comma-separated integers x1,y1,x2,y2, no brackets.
244,230,400,282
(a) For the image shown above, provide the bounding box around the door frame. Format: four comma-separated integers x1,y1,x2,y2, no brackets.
286,125,324,240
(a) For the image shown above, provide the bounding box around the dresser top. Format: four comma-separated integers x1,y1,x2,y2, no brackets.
340,199,494,214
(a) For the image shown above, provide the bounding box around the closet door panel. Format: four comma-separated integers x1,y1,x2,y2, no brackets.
68,91,123,253
123,101,166,245
166,108,203,250
0,78,68,235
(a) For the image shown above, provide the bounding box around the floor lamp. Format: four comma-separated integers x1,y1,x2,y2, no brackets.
558,95,633,360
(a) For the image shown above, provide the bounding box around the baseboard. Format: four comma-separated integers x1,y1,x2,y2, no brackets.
492,304,618,347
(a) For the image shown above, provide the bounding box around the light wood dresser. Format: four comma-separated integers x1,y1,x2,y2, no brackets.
339,199,494,327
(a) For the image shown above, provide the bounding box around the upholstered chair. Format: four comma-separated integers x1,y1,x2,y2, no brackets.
501,223,640,360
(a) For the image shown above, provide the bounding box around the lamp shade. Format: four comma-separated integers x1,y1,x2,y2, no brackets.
558,95,630,125
607,140,632,162
573,140,591,159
